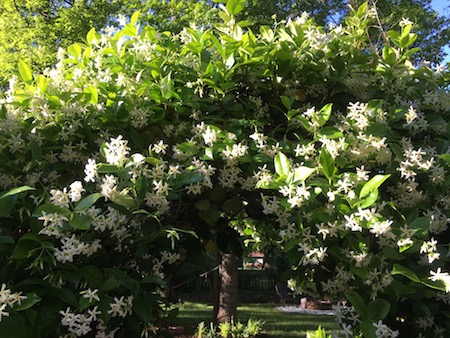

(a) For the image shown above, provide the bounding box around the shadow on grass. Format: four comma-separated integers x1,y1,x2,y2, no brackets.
171,302,337,338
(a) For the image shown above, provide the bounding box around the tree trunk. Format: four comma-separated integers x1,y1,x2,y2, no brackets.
212,253,220,323
217,253,238,323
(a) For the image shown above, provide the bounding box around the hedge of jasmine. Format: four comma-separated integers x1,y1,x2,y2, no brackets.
0,1,449,337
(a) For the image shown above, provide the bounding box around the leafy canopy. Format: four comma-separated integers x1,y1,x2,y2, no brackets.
0,1,449,337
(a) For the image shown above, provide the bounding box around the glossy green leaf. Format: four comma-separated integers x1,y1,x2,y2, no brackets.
359,189,379,208
392,264,420,283
75,193,103,211
11,240,39,259
281,96,291,109
18,60,33,83
319,149,335,180
226,0,246,15
68,43,82,58
359,174,390,199
86,27,97,44
367,299,390,320
130,10,141,26
13,293,42,311
0,186,35,199
345,291,366,317
292,166,315,183
360,320,376,338
421,279,447,292
177,142,199,156
69,214,93,230
123,24,137,36
97,164,120,174
318,126,344,139
274,152,291,178
112,193,135,209
409,217,429,235
32,204,71,218
317,103,333,127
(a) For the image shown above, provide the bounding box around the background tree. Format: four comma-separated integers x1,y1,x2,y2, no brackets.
0,0,122,88
1,0,449,88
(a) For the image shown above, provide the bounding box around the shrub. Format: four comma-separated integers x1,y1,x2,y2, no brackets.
0,1,449,337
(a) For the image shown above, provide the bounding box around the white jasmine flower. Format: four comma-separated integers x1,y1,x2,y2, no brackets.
69,181,85,202
84,159,97,183
104,135,130,165
50,188,70,208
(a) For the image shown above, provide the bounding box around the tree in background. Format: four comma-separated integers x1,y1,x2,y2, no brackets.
0,0,449,87
0,0,122,88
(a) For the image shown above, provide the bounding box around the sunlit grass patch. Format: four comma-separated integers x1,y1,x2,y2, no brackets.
172,302,337,337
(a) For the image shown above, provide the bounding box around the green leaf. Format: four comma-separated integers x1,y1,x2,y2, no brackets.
274,152,291,178
130,10,141,26
86,27,97,44
421,279,447,292
0,195,17,218
260,26,274,41
200,206,220,225
0,186,35,199
32,204,71,218
222,196,242,213
11,240,39,259
177,142,199,156
360,320,376,338
439,154,450,166
317,103,332,127
68,43,82,58
173,171,203,189
226,0,246,15
292,166,315,183
367,299,390,320
359,174,390,199
345,291,366,317
318,127,344,139
18,60,33,83
97,164,120,174
82,265,104,288
123,24,137,37
409,217,429,235
281,96,291,109
319,149,335,180
13,293,42,311
75,193,103,211
52,288,78,306
392,264,420,283
69,214,93,230
133,293,156,322
112,193,135,209
359,189,379,209
85,86,98,104
200,147,214,161
195,199,212,211
28,140,42,161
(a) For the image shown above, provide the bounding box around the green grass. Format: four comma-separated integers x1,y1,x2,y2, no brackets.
171,302,337,338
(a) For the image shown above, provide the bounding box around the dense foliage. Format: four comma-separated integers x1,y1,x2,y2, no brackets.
0,1,449,337
1,0,449,87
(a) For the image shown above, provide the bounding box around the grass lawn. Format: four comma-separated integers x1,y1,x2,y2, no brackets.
171,302,337,338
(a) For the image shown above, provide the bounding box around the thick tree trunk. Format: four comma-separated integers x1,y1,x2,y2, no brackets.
217,253,238,323
211,254,220,323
